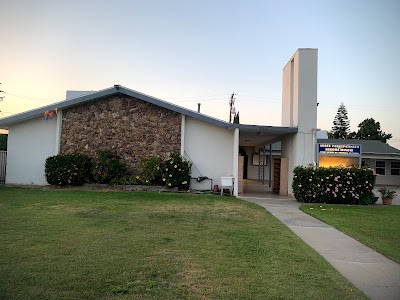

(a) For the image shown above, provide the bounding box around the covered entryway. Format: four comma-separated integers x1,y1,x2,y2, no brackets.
234,124,297,196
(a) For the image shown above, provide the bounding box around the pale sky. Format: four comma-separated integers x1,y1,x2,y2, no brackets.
1,0,399,148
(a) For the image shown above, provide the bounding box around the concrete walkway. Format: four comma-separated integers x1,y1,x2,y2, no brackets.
239,195,400,300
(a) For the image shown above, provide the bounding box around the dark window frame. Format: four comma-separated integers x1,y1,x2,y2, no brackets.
391,161,400,176
376,160,385,175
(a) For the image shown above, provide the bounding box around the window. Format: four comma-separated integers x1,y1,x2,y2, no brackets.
376,160,385,175
391,161,400,176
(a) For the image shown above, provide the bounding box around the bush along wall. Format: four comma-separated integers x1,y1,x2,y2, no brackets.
45,151,192,190
162,153,192,190
45,154,92,185
136,156,163,185
92,150,126,184
292,166,376,205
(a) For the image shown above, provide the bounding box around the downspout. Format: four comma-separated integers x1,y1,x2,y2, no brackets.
269,144,272,187
55,109,63,155
180,115,185,157
312,128,320,168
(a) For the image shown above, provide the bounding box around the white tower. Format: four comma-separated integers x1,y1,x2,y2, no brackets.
281,48,318,194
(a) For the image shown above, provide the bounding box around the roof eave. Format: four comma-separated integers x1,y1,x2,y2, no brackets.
0,85,235,130
0,86,119,128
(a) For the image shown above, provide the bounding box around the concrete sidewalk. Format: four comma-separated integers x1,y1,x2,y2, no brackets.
239,196,400,300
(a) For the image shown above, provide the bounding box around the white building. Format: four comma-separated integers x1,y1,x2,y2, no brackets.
0,49,319,196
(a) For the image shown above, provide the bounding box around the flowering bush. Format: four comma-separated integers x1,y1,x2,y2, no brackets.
45,154,92,185
162,153,192,190
91,150,126,184
137,156,163,185
292,166,376,205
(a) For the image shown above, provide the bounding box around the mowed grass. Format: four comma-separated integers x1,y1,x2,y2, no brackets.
300,204,400,263
0,187,367,300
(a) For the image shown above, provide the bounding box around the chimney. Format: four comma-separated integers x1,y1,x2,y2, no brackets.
197,103,201,113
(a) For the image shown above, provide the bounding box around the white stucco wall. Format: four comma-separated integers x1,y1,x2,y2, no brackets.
6,115,59,185
282,132,315,194
183,116,234,190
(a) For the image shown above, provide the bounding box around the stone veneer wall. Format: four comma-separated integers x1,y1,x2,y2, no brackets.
60,95,181,174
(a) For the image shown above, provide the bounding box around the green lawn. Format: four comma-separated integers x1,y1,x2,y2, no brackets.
0,187,367,300
300,204,400,263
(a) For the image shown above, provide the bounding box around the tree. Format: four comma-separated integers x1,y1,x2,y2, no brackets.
0,134,7,151
233,111,240,124
352,118,392,143
329,102,350,139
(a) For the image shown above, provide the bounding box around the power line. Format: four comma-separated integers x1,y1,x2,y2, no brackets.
240,94,280,100
174,98,226,103
4,91,53,103
163,94,227,100
0,84,4,115
3,89,284,105
320,103,397,109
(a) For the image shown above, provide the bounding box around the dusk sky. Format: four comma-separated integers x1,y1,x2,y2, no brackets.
1,0,399,148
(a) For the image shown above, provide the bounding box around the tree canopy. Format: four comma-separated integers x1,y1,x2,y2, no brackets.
349,118,392,143
233,111,240,124
329,102,350,139
327,103,392,143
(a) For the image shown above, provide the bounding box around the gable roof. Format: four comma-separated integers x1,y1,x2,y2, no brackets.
0,85,297,144
0,85,225,128
317,139,400,155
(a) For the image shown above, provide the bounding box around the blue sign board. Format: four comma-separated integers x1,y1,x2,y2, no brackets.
318,144,361,156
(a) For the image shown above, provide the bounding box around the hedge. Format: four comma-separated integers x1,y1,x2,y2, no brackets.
45,154,92,186
292,166,376,205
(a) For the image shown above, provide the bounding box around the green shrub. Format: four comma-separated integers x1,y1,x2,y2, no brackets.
92,150,126,184
292,166,376,204
130,175,142,185
45,154,92,185
138,156,163,185
162,153,192,190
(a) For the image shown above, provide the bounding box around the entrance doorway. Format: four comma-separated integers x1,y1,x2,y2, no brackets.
239,147,248,179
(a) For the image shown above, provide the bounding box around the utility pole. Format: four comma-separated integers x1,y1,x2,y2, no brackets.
0,83,3,101
0,84,4,115
229,93,236,123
